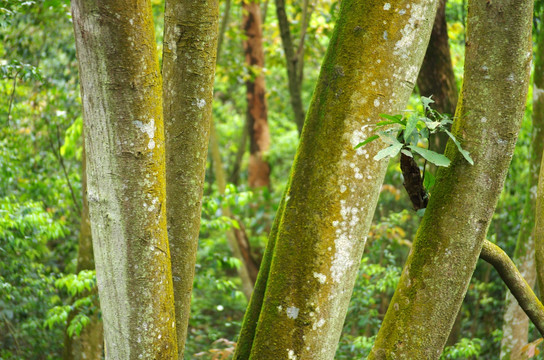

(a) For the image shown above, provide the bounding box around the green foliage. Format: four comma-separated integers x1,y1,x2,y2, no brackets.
441,338,483,359
356,96,473,168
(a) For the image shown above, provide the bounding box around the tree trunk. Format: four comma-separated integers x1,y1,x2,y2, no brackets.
162,1,219,356
243,0,271,188
233,0,440,358
500,12,544,358
416,0,458,154
71,1,177,357
64,142,104,360
369,0,533,358
275,0,309,134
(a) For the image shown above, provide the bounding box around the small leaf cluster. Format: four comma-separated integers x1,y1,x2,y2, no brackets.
356,96,474,167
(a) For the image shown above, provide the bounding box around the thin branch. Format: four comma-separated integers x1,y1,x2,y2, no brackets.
44,116,81,214
295,0,314,83
7,70,20,126
480,239,544,337
216,0,232,61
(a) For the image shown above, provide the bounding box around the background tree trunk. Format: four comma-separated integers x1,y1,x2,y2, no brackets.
416,0,458,154
243,0,271,188
64,142,104,360
369,0,533,357
234,0,440,358
71,1,177,357
275,0,311,134
162,1,219,356
500,13,544,358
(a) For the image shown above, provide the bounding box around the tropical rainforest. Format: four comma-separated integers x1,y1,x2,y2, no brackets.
2,0,544,359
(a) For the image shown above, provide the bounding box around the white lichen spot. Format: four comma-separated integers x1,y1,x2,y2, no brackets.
133,119,156,150
286,306,299,319
288,349,298,360
383,3,391,10
481,117,487,123
196,98,206,109
374,99,380,107
277,305,283,312
340,184,347,193
399,9,406,15
313,272,327,284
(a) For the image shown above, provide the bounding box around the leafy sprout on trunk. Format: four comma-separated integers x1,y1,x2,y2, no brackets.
356,96,473,212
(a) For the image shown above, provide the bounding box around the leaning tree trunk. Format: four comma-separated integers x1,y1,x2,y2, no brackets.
162,1,219,356
233,0,440,358
64,143,104,360
416,0,458,154
71,1,177,357
243,0,271,188
500,14,544,359
369,0,533,358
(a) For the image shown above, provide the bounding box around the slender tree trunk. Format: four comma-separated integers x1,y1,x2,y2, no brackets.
369,0,533,357
64,143,104,360
275,0,310,134
71,1,177,357
500,14,544,358
162,1,219,357
416,0,458,154
243,0,270,188
233,0,439,358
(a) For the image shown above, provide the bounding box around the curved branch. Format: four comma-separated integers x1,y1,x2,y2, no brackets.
480,239,544,337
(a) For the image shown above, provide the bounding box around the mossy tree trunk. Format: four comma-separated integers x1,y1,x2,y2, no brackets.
64,143,104,360
416,0,458,154
162,1,219,357
243,0,271,188
233,0,440,358
369,0,533,358
500,12,544,359
71,1,177,357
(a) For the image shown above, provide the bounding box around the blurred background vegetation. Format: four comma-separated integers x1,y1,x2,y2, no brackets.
0,0,540,358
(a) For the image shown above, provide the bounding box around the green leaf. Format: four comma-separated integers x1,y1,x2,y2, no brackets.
379,113,406,126
378,131,402,145
416,208,426,217
374,143,403,161
355,135,379,149
421,96,435,111
401,149,413,157
444,130,474,165
404,115,419,143
408,146,451,167
423,170,436,191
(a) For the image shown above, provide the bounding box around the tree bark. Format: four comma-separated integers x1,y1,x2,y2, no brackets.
243,0,271,188
233,0,440,358
71,1,177,357
162,1,219,356
275,0,309,134
369,0,533,357
500,12,544,357
64,142,104,360
416,0,458,154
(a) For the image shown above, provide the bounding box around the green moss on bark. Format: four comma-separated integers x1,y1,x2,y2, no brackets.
369,0,533,358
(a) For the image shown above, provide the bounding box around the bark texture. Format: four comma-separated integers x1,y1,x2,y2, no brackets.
162,1,219,356
71,1,177,358
416,0,458,154
243,0,271,188
500,15,544,357
369,0,533,358
64,144,104,360
234,0,440,358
